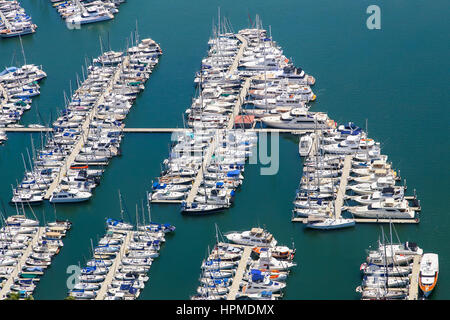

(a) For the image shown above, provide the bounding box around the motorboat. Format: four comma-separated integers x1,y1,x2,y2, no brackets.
352,187,404,205
299,133,313,157
180,202,228,215
419,253,439,298
261,108,332,130
306,218,356,230
348,198,415,219
225,228,277,247
49,188,92,203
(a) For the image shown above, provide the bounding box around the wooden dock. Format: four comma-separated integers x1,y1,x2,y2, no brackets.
227,77,251,130
95,230,132,300
408,255,422,300
0,227,43,300
227,246,252,300
309,131,320,157
229,34,248,74
333,155,352,219
44,57,129,200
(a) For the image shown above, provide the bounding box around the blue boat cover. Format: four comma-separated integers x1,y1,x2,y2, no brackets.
227,170,240,177
0,67,17,76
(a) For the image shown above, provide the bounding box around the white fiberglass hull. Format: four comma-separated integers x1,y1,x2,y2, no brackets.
306,218,356,230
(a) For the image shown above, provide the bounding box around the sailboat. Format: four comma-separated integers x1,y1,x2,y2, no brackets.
359,224,411,300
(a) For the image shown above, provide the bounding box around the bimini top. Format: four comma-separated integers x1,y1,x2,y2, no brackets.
227,170,240,177
0,67,18,77
106,218,124,226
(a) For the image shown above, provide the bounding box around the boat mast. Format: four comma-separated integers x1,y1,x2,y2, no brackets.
118,190,124,221
19,35,26,65
141,199,145,226
135,204,139,231
146,190,152,223
381,226,389,298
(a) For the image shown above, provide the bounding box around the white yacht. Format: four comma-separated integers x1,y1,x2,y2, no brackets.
419,253,439,298
348,198,415,219
352,187,404,205
66,7,114,25
262,108,332,130
225,228,277,247
49,188,92,203
306,218,356,230
298,134,313,157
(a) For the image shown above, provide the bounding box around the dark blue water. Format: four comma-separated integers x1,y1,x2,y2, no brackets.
0,0,448,299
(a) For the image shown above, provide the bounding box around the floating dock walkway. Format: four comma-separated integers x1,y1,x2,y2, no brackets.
185,134,218,204
227,246,252,300
333,155,352,219
95,230,132,300
408,255,422,300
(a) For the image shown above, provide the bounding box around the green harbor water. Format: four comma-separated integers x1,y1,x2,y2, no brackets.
0,0,448,299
